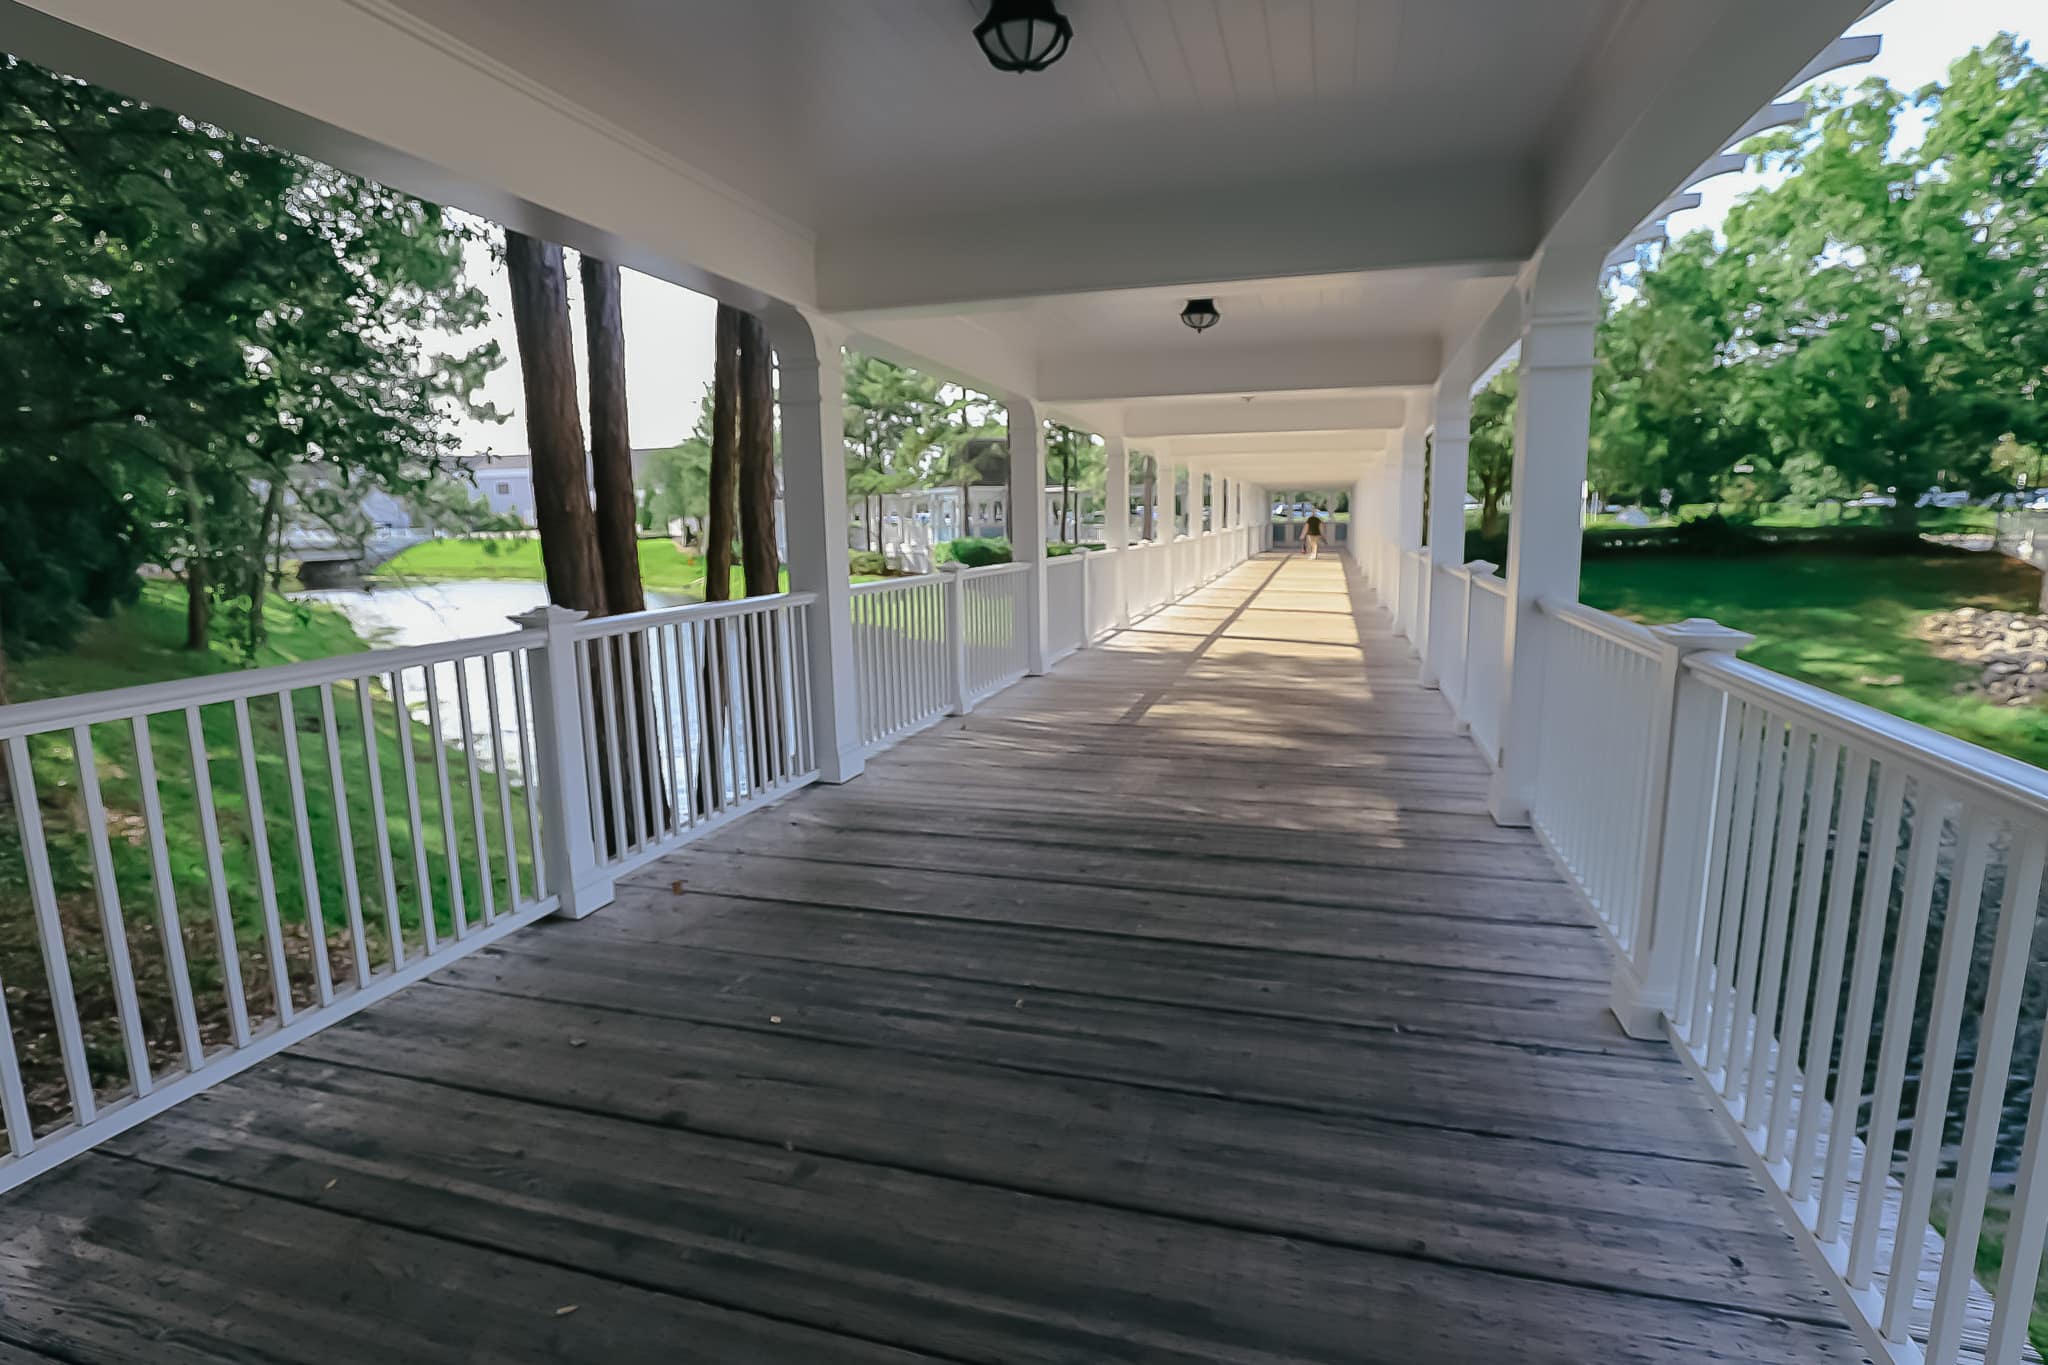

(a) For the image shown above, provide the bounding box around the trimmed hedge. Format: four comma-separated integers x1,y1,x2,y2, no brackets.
1462,514,1964,567
939,537,1013,567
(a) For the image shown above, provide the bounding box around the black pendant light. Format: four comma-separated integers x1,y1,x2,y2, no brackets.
975,0,1074,73
1180,298,1221,333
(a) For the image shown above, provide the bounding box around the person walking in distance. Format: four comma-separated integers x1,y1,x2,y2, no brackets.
1303,509,1325,560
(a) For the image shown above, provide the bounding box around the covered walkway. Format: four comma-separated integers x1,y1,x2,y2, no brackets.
0,555,1856,1363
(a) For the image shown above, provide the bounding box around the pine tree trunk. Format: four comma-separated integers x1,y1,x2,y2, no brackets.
184,559,209,651
505,231,605,614
707,304,742,603
737,311,780,598
581,256,645,616
1143,470,1155,540
249,478,284,653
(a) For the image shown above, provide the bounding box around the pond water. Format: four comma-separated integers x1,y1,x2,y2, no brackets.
291,580,698,783
293,579,693,650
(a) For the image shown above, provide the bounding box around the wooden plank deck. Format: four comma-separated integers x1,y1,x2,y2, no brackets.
0,552,1865,1363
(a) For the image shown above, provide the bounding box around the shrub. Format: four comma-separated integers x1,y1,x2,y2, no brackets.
1464,516,1962,567
848,550,890,577
940,537,1013,567
1047,542,1106,557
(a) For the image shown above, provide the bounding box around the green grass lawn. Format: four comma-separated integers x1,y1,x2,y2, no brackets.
1580,551,2048,770
377,534,887,597
1,584,534,1125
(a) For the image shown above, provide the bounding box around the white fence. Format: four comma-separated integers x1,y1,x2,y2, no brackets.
0,592,813,1193
1530,596,2048,1365
846,530,1256,761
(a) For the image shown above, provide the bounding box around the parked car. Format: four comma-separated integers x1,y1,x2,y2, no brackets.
1845,492,1897,509
1915,487,1969,509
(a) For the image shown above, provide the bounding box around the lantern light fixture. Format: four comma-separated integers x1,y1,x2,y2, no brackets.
974,0,1074,73
1180,298,1221,333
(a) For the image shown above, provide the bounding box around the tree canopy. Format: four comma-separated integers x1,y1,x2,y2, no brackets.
0,52,499,657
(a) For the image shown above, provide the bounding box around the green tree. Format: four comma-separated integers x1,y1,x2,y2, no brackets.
0,53,499,656
1469,369,1516,537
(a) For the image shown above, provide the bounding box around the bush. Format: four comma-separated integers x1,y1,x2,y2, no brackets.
1048,542,1105,557
1463,516,1959,567
848,550,890,577
940,537,1013,567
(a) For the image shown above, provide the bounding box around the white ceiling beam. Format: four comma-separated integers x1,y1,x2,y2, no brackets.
847,315,1039,406
1162,431,1393,460
817,162,1537,316
7,0,816,311
1119,396,1411,440
1038,338,1442,406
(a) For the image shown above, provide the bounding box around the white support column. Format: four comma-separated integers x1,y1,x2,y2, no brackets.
764,306,863,785
1158,457,1180,539
1008,396,1051,675
1423,372,1473,689
1184,460,1205,536
509,604,614,919
1489,253,1600,826
1104,434,1131,627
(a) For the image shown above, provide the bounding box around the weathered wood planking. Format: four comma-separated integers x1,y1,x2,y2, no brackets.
0,553,1864,1363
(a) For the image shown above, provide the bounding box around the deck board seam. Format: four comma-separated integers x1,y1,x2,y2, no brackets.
503,934,1663,1060
92,1150,978,1365
597,884,1614,985
158,1057,1815,1331
404,978,1734,1165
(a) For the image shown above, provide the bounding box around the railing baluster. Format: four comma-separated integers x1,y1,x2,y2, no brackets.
1766,736,1842,1166
71,723,152,1096
511,651,548,895
454,660,497,924
316,683,371,990
1788,749,1871,1203
391,668,438,954
1846,783,1955,1289
1707,704,1764,1078
6,735,97,1124
483,653,522,910
230,700,293,1025
1818,763,1908,1243
132,716,204,1069
1882,804,1995,1342
184,706,252,1045
354,679,404,971
1680,693,1741,1041
421,664,468,941
274,692,335,1006
1741,722,1812,1130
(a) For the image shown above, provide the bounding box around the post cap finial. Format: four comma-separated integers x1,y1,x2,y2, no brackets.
510,604,591,629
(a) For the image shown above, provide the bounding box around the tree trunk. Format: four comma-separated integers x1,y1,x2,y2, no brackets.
737,311,780,598
506,231,604,614
581,255,645,616
707,304,742,602
184,559,210,651
181,466,210,651
249,477,285,653
1142,469,1155,540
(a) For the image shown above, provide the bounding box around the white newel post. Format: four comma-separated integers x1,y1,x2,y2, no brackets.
1455,558,1496,735
1104,435,1131,627
1489,257,1598,826
765,307,864,784
1610,618,1753,1039
1424,377,1473,689
1394,396,1427,643
940,562,971,715
510,605,614,920
1009,397,1051,675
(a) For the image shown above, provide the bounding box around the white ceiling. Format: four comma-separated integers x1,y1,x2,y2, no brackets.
383,0,1629,232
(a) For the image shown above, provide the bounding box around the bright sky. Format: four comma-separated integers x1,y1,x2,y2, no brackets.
443,0,2043,457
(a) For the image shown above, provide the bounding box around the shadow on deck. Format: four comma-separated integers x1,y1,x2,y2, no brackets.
0,553,1863,1363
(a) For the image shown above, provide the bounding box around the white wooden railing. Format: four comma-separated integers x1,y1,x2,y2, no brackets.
1531,596,2048,1365
0,592,813,1193
845,531,1255,760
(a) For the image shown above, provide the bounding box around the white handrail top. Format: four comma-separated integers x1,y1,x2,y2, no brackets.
1540,597,1661,658
1470,574,1510,600
1688,651,2048,819
0,627,539,738
959,562,1031,579
1046,554,1086,572
569,591,818,638
852,574,942,595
